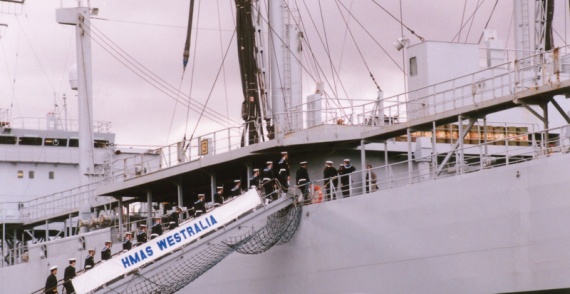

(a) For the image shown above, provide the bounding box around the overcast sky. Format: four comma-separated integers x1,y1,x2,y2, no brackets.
0,0,568,147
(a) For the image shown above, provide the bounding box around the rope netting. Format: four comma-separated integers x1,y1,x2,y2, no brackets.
119,204,302,294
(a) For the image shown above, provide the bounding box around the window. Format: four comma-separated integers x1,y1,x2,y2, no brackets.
44,138,68,147
17,170,23,179
19,137,43,146
69,139,79,147
28,171,34,179
49,171,55,179
94,140,109,148
0,136,17,145
409,56,418,76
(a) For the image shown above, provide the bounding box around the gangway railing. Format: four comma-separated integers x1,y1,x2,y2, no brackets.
67,189,298,294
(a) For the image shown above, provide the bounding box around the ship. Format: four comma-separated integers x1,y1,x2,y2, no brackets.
2,0,570,293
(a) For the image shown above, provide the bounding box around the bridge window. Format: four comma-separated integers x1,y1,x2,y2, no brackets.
49,171,55,179
0,136,17,145
28,171,34,179
44,138,68,147
19,137,43,146
17,170,23,179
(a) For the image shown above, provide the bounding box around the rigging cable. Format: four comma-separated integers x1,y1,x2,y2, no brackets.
317,0,339,96
369,0,425,42
450,0,486,43
463,0,483,43
183,0,201,144
86,22,242,128
458,0,468,42
334,0,381,92
477,0,500,44
185,30,238,149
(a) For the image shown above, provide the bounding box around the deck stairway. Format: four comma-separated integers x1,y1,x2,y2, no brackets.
69,190,300,294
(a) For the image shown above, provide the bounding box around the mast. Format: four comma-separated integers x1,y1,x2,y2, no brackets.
269,0,288,139
56,6,96,185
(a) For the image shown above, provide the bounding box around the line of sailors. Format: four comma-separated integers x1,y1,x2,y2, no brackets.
44,257,77,294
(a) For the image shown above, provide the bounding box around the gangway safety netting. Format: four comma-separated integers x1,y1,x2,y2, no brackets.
121,204,302,294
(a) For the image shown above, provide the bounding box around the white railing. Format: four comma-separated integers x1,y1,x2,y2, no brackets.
302,125,569,203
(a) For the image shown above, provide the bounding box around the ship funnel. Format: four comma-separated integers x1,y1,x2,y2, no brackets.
69,63,78,90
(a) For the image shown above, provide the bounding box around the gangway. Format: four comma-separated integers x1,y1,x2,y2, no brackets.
70,189,300,294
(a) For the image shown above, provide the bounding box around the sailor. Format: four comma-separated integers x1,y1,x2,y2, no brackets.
277,168,289,194
122,232,133,251
101,240,112,261
231,179,242,197
249,168,260,189
213,186,224,206
276,151,290,182
44,265,58,294
169,206,182,228
338,159,355,197
296,161,310,199
151,217,163,236
84,249,95,271
262,161,275,181
63,258,76,294
323,160,338,201
136,224,148,244
194,194,207,217
262,161,276,200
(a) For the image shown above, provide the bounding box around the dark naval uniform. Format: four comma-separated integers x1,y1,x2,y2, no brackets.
84,255,95,271
122,238,132,251
136,230,147,244
249,173,260,189
101,246,111,261
323,164,338,200
63,265,76,294
44,273,58,293
338,163,355,197
262,164,276,199
296,165,310,198
151,221,163,236
277,168,289,193
193,197,206,217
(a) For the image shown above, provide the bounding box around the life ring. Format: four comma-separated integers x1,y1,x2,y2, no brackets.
312,185,323,203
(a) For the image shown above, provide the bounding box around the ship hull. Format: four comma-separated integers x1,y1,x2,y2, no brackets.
184,153,570,293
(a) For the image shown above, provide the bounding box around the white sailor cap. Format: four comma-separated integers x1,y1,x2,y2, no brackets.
198,193,205,197
69,258,76,262
279,168,286,172
140,224,147,228
105,240,112,244
88,248,95,252
175,206,182,210
344,158,350,162
85,265,93,269
262,178,270,181
234,179,241,183
266,161,273,164
326,160,333,164
50,266,58,271
125,232,132,235
253,168,260,172
217,186,223,189
300,161,307,165
281,151,288,155
298,179,307,182
169,221,176,224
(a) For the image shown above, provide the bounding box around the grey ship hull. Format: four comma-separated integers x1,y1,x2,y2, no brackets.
183,153,570,293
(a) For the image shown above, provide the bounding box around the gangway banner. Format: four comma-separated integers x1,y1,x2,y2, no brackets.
72,189,263,294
